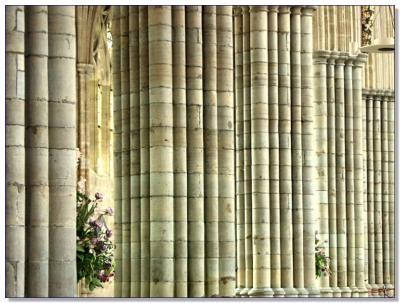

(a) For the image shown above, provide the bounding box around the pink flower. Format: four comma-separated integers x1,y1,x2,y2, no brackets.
105,207,113,216
95,192,103,200
77,178,86,194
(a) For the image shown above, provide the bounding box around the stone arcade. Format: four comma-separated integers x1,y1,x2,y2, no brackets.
5,5,395,298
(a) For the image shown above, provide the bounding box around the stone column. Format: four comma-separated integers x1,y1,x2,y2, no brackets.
234,7,245,296
25,6,49,297
6,5,25,298
291,7,307,297
216,6,235,297
247,6,273,298
278,6,296,297
148,6,174,297
268,7,283,297
203,6,219,296
111,6,122,297
387,92,395,293
352,54,368,297
186,6,205,297
334,53,351,297
381,91,392,292
139,6,150,297
327,52,342,297
129,6,141,296
48,6,77,297
240,6,253,297
301,6,319,297
120,7,131,296
344,56,357,296
172,6,187,297
313,50,332,297
373,91,384,297
366,92,378,296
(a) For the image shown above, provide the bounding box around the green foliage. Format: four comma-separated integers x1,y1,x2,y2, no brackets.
76,181,114,292
315,232,331,278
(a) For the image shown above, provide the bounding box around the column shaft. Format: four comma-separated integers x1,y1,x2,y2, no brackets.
25,6,49,297
388,94,395,290
48,6,76,297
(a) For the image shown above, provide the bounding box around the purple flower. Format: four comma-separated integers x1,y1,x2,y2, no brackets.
90,238,98,245
106,229,112,238
89,220,98,228
105,207,113,216
97,241,107,251
95,192,103,200
98,271,108,282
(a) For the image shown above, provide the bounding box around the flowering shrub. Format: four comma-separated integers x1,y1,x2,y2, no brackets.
315,232,331,278
76,178,114,291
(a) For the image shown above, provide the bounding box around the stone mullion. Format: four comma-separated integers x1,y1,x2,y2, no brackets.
334,53,351,297
203,6,219,296
172,6,187,297
148,6,174,297
344,57,356,296
366,92,377,296
48,6,77,297
240,6,252,297
216,6,235,297
381,92,391,291
327,52,341,297
186,6,205,297
119,7,131,296
278,7,296,297
313,50,331,297
5,5,25,298
111,6,122,297
25,6,49,297
268,7,283,297
300,7,319,297
129,6,140,296
291,8,306,297
373,91,384,297
247,6,273,298
387,93,394,291
352,55,368,297
139,6,150,297
233,8,245,296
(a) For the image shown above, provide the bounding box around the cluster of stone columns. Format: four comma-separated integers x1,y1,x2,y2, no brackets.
363,89,395,297
111,5,235,297
234,6,319,297
6,6,77,297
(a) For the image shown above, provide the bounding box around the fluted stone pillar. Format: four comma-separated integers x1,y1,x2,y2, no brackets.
268,7,284,297
247,6,273,298
334,53,351,297
313,50,332,297
344,56,357,296
241,6,253,297
48,6,77,297
172,6,187,297
112,7,123,296
301,6,319,298
25,6,49,297
353,54,368,297
6,5,25,298
327,52,342,297
373,91,384,297
291,7,307,297
278,6,296,297
234,7,245,296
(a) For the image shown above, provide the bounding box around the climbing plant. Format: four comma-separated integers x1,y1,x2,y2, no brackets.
315,232,331,278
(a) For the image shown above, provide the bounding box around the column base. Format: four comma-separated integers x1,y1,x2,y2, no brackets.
234,287,243,297
350,286,359,297
320,286,333,297
305,287,320,297
272,287,285,297
377,283,385,297
282,287,299,297
370,283,379,297
296,287,308,297
331,286,342,297
248,287,274,297
384,284,394,297
239,287,251,297
357,286,369,297
339,286,352,297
